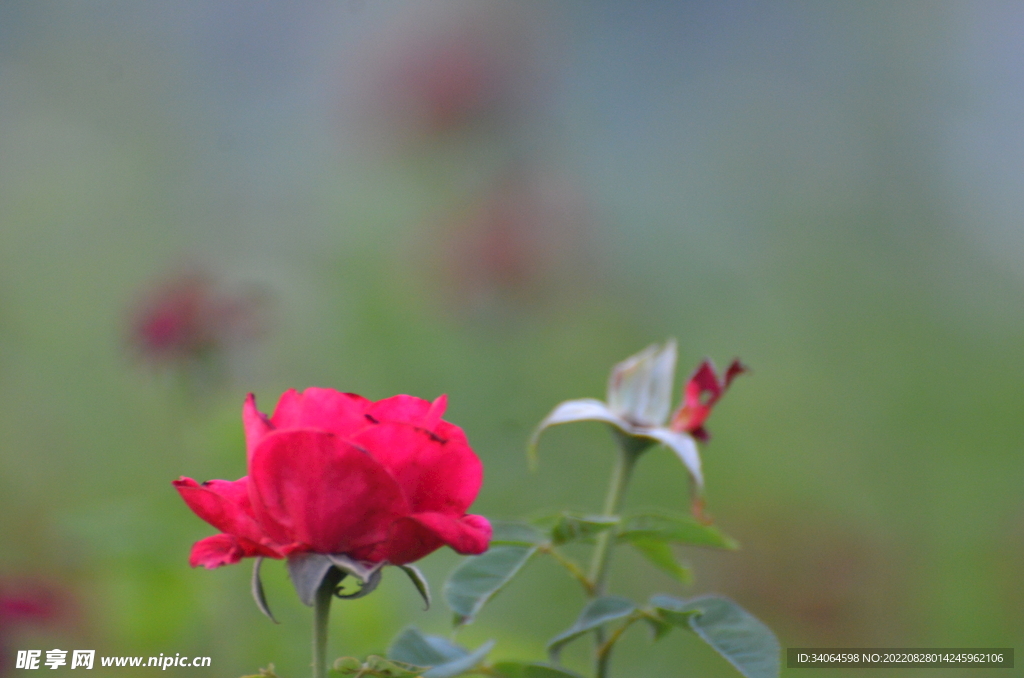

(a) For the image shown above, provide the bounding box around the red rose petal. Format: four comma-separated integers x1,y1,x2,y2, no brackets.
354,513,490,565
270,388,372,437
188,534,281,569
248,430,409,554
353,516,443,565
409,512,491,556
365,394,447,431
173,477,267,545
351,421,482,516
243,394,274,462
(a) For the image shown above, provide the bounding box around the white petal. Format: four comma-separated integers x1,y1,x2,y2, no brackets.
642,427,704,489
533,398,626,433
528,399,628,467
606,339,677,427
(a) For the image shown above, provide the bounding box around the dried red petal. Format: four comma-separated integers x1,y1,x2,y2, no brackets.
669,358,746,440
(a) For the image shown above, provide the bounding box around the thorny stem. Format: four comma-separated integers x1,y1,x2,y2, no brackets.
586,437,642,678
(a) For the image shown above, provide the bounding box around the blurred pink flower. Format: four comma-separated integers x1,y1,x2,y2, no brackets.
428,169,589,312
354,5,543,145
0,580,69,676
395,37,504,135
129,270,265,369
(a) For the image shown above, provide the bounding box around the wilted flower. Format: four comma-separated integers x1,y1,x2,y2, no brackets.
530,340,745,491
174,389,491,571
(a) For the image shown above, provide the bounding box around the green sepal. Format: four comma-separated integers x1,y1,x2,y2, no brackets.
618,511,739,549
335,567,383,600
287,553,339,607
250,557,278,623
328,554,386,583
546,595,636,662
626,538,693,584
649,594,780,678
491,661,586,678
444,545,537,626
387,627,494,678
286,553,386,607
398,564,431,610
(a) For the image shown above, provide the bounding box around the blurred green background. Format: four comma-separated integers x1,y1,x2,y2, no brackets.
1,1,1022,676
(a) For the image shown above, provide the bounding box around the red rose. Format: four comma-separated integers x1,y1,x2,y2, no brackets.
174,389,491,569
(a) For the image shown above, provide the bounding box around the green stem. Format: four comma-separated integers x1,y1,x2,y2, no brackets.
312,569,343,678
587,439,641,678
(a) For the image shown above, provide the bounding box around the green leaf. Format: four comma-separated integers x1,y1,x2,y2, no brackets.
619,511,739,549
490,521,545,546
388,627,465,666
491,661,586,678
444,545,536,626
421,641,493,678
331,655,424,677
331,657,364,674
387,627,493,678
641,610,673,641
399,565,431,610
649,594,700,626
250,557,278,623
650,595,780,678
539,512,620,546
627,538,693,584
547,596,636,662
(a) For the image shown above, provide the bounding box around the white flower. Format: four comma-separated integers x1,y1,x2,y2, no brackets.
529,340,705,488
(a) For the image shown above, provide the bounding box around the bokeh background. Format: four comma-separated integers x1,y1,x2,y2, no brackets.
1,1,1023,676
